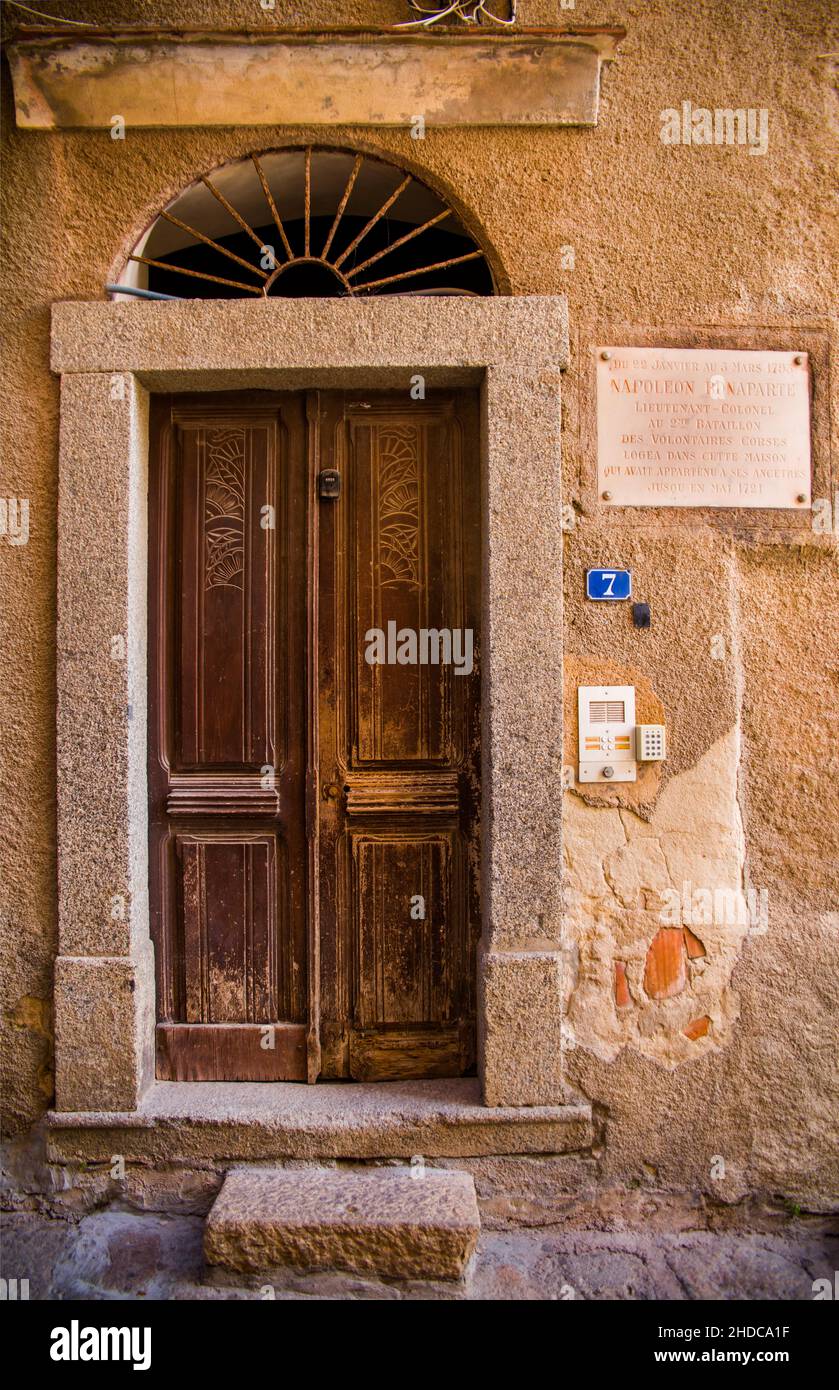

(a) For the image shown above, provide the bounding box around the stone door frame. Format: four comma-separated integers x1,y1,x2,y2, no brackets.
51,295,568,1115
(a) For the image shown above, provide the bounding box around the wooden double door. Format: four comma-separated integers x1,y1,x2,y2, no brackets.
149,390,480,1082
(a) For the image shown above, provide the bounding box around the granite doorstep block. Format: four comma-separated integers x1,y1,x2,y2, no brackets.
204,1167,481,1280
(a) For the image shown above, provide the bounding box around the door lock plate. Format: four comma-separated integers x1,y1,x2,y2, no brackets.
318,469,341,499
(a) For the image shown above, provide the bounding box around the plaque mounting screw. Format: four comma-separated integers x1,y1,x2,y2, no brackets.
793,355,804,366
600,351,611,361
796,494,807,504
602,491,613,502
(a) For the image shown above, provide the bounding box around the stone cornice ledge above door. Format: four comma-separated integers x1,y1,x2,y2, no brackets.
7,26,626,131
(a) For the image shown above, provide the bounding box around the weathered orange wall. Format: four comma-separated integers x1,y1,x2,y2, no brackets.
1,0,836,1206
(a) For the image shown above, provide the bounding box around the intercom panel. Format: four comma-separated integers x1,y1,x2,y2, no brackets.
578,685,637,783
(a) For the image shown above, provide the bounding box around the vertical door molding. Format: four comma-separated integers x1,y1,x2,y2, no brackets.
304,391,322,1083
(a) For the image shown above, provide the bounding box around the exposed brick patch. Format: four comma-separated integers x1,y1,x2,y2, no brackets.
683,927,707,959
644,928,686,1000
614,961,632,1009
684,1016,711,1040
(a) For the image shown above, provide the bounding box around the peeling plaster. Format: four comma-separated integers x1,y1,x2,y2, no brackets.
563,728,749,1067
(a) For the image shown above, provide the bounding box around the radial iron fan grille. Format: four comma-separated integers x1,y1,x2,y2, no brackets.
123,148,495,299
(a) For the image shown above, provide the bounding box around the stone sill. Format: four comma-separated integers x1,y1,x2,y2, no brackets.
48,1079,593,1164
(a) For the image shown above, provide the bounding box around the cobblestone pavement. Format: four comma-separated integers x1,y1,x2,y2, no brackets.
3,1208,836,1301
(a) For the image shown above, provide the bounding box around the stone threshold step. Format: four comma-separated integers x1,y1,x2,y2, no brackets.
48,1078,592,1163
204,1167,481,1281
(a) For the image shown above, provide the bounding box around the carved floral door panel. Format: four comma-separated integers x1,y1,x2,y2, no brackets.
149,390,480,1082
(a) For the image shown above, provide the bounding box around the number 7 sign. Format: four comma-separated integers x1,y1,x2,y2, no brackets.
586,569,632,601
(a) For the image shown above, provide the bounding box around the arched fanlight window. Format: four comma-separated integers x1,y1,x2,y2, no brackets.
117,147,495,300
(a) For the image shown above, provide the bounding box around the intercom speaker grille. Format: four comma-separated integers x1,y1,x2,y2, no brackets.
589,700,626,724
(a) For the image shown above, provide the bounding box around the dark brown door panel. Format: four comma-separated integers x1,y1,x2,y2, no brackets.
149,394,308,1080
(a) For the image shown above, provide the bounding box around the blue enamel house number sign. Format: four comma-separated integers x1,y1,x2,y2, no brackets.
586,568,632,601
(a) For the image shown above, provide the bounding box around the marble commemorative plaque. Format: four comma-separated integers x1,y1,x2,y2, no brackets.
596,348,811,508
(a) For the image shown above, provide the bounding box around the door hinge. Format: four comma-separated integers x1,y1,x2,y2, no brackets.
318,468,341,499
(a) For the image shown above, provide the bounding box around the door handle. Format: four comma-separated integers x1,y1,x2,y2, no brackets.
322,782,342,800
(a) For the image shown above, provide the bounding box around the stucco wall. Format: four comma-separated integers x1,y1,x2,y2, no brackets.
1,0,837,1206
